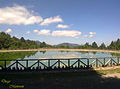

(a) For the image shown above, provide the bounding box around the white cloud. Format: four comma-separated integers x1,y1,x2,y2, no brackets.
40,16,63,26
89,32,96,38
33,29,39,33
14,34,17,37
5,29,12,33
82,35,88,38
52,30,81,37
57,24,69,28
89,32,96,35
0,30,1,32
0,4,43,25
89,35,93,38
75,37,79,39
26,31,30,34
38,29,50,36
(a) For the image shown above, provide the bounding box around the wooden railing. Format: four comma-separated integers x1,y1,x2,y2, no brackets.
0,57,120,71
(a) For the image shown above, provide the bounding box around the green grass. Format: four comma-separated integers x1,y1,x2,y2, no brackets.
96,68,120,75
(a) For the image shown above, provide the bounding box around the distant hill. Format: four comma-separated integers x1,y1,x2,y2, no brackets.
35,41,51,46
54,43,80,48
35,40,41,45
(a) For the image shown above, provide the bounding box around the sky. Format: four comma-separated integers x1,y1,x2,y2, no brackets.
0,0,120,45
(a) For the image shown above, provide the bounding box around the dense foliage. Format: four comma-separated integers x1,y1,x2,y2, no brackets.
0,32,51,49
55,40,120,50
74,40,120,50
0,32,120,50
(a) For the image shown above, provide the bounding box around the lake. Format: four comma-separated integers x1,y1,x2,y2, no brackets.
0,51,120,68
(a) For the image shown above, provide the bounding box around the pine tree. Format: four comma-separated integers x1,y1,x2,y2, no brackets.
99,43,106,49
92,42,98,49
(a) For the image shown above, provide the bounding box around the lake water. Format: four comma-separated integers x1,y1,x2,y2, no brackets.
0,51,120,68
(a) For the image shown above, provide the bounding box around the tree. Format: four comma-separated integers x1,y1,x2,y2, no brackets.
0,32,52,49
116,39,120,50
0,32,11,49
20,37,25,42
84,43,91,49
40,42,47,48
108,41,116,50
92,42,98,49
99,43,106,49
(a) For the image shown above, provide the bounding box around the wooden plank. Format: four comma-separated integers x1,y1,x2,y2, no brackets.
71,60,78,67
105,59,111,66
97,60,104,65
117,57,119,64
78,59,80,68
87,58,89,67
68,59,70,67
60,61,67,67
51,61,58,67
7,61,16,68
96,58,98,67
58,59,60,68
48,60,50,67
30,61,38,68
79,60,87,67
104,58,105,66
90,59,96,65
39,62,48,68
111,58,118,65
16,60,18,69
26,60,28,68
111,58,112,66
38,60,39,67
18,62,26,68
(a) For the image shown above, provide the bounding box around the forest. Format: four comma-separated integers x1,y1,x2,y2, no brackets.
0,32,120,50
0,32,52,49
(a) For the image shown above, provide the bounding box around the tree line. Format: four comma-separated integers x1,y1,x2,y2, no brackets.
73,41,119,50
57,40,120,50
0,32,51,49
0,32,120,50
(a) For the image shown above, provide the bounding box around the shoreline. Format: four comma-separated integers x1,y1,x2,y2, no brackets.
0,48,120,53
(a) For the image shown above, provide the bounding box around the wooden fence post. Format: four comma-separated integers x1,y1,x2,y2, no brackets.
16,60,18,70
78,59,80,68
26,60,28,69
111,58,112,66
48,59,50,67
68,59,70,68
104,58,105,67
117,57,119,65
58,59,60,68
38,60,39,67
87,58,89,67
96,58,98,67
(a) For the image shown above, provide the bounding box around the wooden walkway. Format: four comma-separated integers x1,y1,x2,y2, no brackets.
0,57,120,71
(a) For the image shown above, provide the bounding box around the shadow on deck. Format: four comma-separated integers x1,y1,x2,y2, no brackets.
1,67,120,89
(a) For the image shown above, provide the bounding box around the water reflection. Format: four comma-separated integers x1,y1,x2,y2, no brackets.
111,53,120,57
0,51,37,60
0,51,119,60
39,51,46,54
0,51,37,66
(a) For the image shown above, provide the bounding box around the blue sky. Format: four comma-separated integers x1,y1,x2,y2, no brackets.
0,0,120,45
